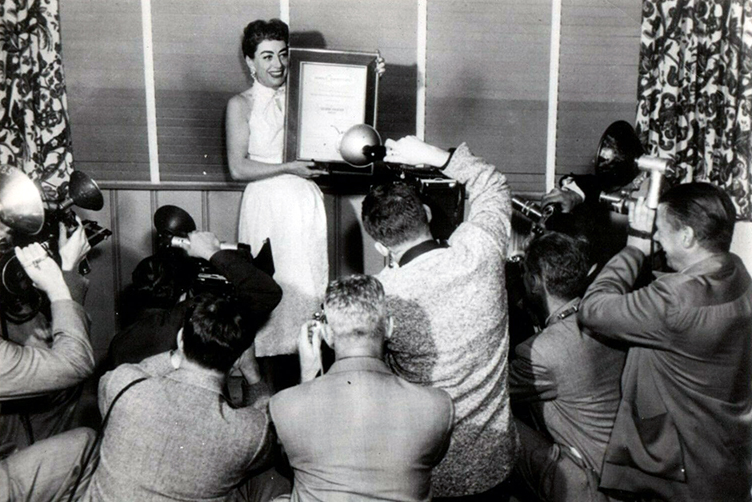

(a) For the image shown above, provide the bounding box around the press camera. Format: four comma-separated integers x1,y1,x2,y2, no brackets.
0,167,112,323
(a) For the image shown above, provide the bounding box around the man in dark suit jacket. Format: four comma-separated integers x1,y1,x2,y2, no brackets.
579,183,752,501
270,274,454,502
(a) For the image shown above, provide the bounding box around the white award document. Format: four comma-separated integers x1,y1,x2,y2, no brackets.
297,62,368,161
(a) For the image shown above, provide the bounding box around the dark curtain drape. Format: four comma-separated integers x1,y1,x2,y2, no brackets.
635,0,752,220
0,0,72,202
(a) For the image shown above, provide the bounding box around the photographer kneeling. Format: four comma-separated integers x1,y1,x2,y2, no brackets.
0,221,93,458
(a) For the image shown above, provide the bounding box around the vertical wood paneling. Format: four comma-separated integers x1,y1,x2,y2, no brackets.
76,195,116,361
115,191,154,292
60,0,150,181
150,0,280,182
290,0,418,141
426,0,552,195
207,191,244,243
555,0,641,178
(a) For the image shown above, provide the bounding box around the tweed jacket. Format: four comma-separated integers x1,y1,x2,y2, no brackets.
579,247,752,501
270,357,454,502
377,143,518,497
83,352,273,502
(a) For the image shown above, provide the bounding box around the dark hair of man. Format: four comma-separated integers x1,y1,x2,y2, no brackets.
659,182,736,253
325,274,387,340
361,182,429,247
181,293,249,373
523,232,590,300
242,18,289,59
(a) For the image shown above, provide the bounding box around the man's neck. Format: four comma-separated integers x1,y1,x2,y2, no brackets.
675,246,718,272
334,345,383,362
389,232,435,265
179,357,225,384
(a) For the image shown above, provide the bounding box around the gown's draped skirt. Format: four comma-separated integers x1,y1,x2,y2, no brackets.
239,174,328,356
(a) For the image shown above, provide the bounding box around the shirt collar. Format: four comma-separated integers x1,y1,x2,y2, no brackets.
545,297,581,327
398,239,448,267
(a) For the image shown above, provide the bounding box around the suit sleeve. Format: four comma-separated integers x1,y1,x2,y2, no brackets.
578,246,678,350
210,250,283,316
509,338,559,402
0,300,94,400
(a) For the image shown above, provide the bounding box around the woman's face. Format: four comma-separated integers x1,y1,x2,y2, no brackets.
247,39,288,89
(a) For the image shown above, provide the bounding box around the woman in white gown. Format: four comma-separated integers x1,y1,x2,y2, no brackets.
226,19,328,357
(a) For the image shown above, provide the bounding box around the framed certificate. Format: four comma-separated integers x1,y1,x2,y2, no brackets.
285,48,379,173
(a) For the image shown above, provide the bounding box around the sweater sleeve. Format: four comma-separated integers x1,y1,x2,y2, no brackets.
442,143,512,254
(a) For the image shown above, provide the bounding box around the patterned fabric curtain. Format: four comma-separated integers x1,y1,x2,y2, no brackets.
635,0,752,220
0,0,72,202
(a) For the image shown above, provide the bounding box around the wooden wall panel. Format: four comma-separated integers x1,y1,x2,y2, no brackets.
426,0,551,195
151,0,280,182
555,0,641,180
290,0,419,141
60,0,150,181
76,195,116,361
207,190,244,243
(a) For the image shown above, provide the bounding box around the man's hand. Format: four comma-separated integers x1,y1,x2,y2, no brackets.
626,195,655,254
298,321,324,382
383,136,450,168
58,218,91,272
232,344,262,385
541,187,582,213
183,231,222,261
16,243,71,302
375,55,386,78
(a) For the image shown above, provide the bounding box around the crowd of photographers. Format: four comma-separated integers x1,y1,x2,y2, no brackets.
1,136,751,502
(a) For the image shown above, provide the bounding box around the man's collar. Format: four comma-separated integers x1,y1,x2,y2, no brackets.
544,297,581,327
398,239,448,267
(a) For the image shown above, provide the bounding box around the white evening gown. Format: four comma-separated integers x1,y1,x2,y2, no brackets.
238,83,328,356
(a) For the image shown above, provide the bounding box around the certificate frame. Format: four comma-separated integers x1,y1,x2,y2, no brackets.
284,48,379,174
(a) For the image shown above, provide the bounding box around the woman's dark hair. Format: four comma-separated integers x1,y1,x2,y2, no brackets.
659,182,736,253
242,18,289,59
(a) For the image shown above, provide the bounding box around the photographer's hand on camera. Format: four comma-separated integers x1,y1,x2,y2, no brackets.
183,231,222,261
626,195,655,255
16,243,71,302
58,217,91,272
298,320,325,383
541,187,582,213
384,136,451,168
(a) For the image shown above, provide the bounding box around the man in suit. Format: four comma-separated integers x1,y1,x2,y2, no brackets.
270,274,454,502
579,183,752,501
508,232,625,502
360,136,518,500
0,224,93,457
2,292,288,502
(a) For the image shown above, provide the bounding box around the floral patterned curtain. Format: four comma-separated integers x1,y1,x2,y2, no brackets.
0,0,72,202
635,0,752,220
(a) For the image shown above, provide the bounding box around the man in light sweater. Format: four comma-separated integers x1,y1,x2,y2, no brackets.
361,136,518,501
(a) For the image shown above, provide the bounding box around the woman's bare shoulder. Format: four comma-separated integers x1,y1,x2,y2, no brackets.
227,88,254,117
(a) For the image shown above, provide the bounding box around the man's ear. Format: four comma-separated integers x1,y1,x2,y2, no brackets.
681,225,695,248
176,328,184,351
321,323,334,348
423,204,433,224
374,241,390,257
523,271,544,296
